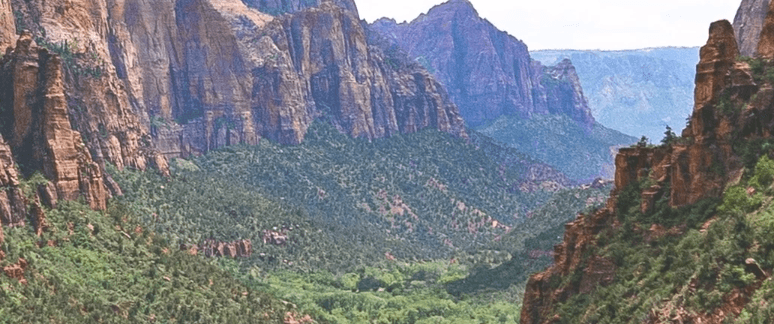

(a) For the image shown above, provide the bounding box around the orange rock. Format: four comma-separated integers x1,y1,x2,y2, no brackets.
3,258,28,283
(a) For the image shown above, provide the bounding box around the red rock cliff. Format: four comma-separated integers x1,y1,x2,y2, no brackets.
0,0,465,223
520,19,767,324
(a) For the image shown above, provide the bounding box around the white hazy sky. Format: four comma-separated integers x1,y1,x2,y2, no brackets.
356,0,743,50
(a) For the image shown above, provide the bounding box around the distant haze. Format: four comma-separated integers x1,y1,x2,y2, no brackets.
357,0,741,50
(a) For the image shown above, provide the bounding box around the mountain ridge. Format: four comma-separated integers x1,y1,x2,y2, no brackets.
531,47,700,140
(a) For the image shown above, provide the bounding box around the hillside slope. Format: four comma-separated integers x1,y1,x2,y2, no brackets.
113,123,577,271
478,114,636,182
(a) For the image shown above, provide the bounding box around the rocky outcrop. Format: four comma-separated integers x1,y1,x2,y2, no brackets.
521,19,767,324
531,59,594,127
0,136,27,227
734,0,771,57
521,204,618,324
0,33,108,210
3,257,27,284
0,0,14,50
200,239,253,258
757,0,774,58
369,0,595,129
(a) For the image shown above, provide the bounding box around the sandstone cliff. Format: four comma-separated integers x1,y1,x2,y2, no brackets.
13,0,464,158
369,0,594,129
0,0,466,225
0,33,109,211
734,0,771,57
0,0,14,49
520,17,774,324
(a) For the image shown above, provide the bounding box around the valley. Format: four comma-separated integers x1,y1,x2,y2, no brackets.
1,0,770,323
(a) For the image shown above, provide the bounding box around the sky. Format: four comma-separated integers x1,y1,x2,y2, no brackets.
356,0,743,50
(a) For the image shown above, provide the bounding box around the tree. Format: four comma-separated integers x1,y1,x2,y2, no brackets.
661,126,677,145
637,136,649,148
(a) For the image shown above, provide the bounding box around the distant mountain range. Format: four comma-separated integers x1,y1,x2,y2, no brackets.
370,0,636,181
531,47,700,141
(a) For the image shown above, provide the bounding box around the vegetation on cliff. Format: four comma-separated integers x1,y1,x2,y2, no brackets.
520,19,774,321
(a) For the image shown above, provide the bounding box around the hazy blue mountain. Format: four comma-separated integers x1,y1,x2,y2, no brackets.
531,47,700,141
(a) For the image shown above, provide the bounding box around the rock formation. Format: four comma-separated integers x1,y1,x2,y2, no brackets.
369,0,594,128
0,33,110,220
734,0,771,57
530,59,594,127
0,136,27,227
195,239,253,258
521,18,769,324
757,0,774,58
0,0,14,49
0,0,466,223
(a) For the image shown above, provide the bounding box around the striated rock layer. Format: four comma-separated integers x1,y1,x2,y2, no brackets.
521,18,771,324
8,0,466,159
369,0,594,128
0,33,108,211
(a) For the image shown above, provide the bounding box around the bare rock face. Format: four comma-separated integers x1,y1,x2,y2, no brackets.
10,0,167,176
105,0,465,155
0,0,463,218
369,0,595,129
0,33,108,210
531,59,595,128
694,21,740,115
0,0,14,50
199,239,253,258
734,0,771,57
757,0,774,58
0,136,27,227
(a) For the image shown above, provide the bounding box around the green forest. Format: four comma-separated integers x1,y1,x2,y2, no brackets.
0,122,610,323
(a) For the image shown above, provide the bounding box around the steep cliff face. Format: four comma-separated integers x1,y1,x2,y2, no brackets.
530,59,595,127
521,19,770,324
734,0,771,57
10,0,167,175
0,0,14,49
369,0,594,129
83,0,464,157
0,0,465,219
0,33,108,211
